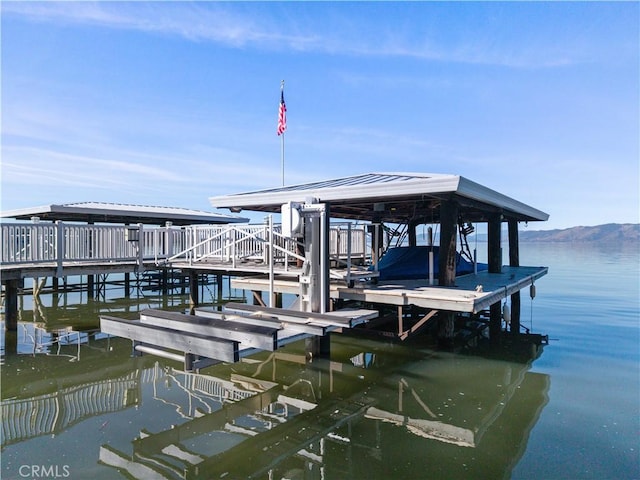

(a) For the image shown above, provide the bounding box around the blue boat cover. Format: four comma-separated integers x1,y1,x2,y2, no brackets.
373,246,487,281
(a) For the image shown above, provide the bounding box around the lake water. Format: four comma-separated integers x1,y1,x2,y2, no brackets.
1,242,638,480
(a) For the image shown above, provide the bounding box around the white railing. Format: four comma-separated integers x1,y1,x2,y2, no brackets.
1,223,58,264
166,224,305,269
1,221,145,269
330,222,367,265
1,221,369,272
62,224,140,262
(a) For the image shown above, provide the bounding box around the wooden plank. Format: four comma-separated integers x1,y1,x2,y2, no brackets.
194,307,329,337
223,303,378,328
139,309,278,351
100,316,239,363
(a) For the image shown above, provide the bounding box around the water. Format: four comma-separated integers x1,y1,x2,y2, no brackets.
1,242,638,480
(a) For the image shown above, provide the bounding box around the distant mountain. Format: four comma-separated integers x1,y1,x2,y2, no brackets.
518,223,639,243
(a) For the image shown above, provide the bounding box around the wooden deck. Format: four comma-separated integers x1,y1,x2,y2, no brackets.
231,266,548,314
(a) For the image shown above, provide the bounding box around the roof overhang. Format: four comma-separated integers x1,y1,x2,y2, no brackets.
0,202,249,226
209,173,549,224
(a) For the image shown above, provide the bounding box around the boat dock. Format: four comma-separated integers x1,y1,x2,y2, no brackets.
2,172,550,365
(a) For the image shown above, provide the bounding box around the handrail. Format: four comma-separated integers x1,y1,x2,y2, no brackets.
0,221,370,276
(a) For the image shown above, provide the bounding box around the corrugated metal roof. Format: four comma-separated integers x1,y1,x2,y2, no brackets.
0,202,248,225
227,172,447,195
209,172,549,223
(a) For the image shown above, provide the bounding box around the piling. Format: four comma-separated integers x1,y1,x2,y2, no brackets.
488,214,502,274
437,199,458,345
216,274,223,304
488,214,503,343
3,279,21,331
87,274,95,300
438,199,458,287
189,271,199,307
305,335,331,361
508,219,521,333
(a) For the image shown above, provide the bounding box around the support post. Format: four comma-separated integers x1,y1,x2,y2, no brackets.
305,335,330,362
437,199,458,347
161,268,169,295
87,274,95,300
321,203,330,314
268,215,274,308
437,312,455,348
88,221,95,299
438,199,458,287
55,221,64,278
3,279,20,331
488,214,502,274
488,214,503,342
299,201,331,358
408,219,418,247
124,272,131,298
189,271,199,308
216,274,223,306
508,219,521,333
137,223,144,270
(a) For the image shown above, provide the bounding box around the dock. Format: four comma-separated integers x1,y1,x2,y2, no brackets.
3,172,550,362
231,265,547,314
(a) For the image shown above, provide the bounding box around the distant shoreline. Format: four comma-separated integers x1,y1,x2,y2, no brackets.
417,223,639,244
517,223,638,243
464,223,639,244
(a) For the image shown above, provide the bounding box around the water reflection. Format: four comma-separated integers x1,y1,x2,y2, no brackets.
2,321,549,480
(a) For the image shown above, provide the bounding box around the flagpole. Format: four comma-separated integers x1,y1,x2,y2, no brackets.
280,80,285,186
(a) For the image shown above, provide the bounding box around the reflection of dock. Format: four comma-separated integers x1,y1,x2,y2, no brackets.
97,367,372,479
90,337,549,480
2,328,550,479
188,394,372,479
1,361,267,449
2,371,140,446
2,364,137,445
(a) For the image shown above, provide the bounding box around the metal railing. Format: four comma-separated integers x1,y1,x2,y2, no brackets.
1,222,145,274
165,223,305,270
1,221,370,273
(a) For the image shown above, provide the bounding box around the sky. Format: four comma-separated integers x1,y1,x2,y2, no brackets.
1,1,638,230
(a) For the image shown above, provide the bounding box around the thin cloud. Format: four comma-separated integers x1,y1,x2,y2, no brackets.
2,2,599,68
2,2,317,50
2,146,192,186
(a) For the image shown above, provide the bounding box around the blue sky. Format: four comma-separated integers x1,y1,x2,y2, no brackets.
1,1,638,229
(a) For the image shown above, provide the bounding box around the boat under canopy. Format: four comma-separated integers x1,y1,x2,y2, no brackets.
374,246,488,281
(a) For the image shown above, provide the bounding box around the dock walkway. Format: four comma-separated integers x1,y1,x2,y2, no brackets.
0,221,368,281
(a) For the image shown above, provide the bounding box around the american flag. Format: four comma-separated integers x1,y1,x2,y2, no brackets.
277,90,287,136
